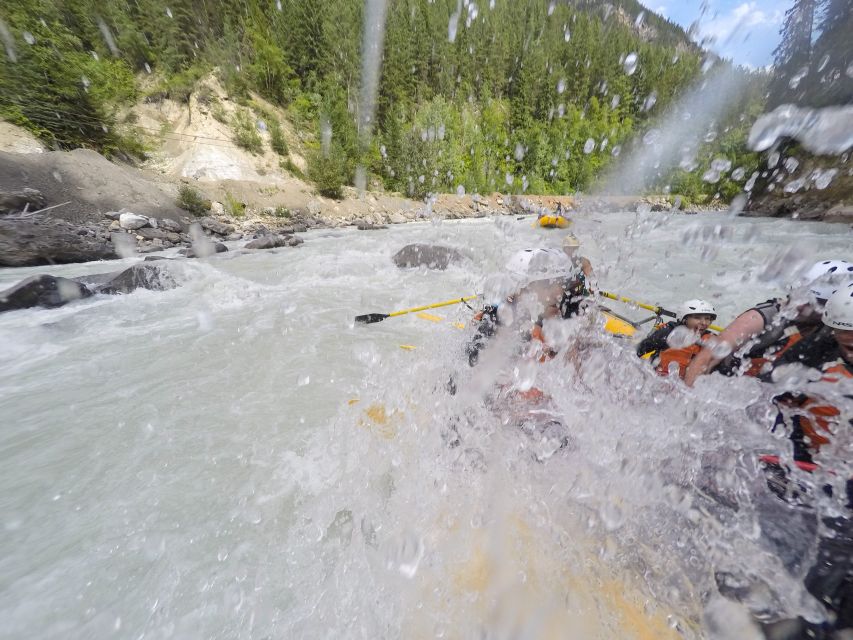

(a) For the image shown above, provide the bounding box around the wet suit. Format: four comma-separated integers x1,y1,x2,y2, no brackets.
636,321,677,358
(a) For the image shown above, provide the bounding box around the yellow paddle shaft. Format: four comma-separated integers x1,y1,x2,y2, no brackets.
387,295,479,318
599,291,724,332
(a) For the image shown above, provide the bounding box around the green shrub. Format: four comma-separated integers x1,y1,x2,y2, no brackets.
280,158,305,179
269,123,288,156
224,191,246,217
308,143,348,199
211,102,228,124
176,185,211,216
231,109,263,154
252,103,288,156
272,206,291,218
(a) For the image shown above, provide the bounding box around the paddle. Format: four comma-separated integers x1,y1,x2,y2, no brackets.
599,291,724,332
355,295,480,324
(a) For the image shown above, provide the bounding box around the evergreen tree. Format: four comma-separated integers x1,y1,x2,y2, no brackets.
768,0,817,107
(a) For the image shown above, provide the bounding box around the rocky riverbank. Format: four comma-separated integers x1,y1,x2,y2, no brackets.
0,143,738,269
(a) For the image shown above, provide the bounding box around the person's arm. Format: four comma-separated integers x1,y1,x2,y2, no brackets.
684,309,766,386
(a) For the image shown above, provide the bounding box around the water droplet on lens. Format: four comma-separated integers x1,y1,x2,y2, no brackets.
667,325,698,349
623,52,638,75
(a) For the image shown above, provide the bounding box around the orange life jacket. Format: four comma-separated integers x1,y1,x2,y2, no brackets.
530,324,557,362
792,361,852,455
743,329,804,377
656,333,713,378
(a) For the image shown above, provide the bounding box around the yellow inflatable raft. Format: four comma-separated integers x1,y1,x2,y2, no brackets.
537,214,570,229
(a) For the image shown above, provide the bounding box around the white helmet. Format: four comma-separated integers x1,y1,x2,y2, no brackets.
823,282,853,330
505,248,574,282
678,299,717,322
562,233,581,250
801,260,853,302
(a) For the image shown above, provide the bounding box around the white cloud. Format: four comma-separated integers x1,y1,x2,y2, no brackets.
700,2,783,47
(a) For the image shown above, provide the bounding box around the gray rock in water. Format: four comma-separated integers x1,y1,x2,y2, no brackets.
199,217,235,236
158,218,182,233
392,243,463,270
0,274,92,312
357,223,387,231
96,263,178,295
0,219,117,267
119,212,149,230
0,188,47,215
178,242,228,258
245,235,303,249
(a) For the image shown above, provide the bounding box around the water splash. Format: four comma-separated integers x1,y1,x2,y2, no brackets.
748,104,853,155
600,68,749,195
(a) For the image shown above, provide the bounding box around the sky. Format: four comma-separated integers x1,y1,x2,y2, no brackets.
645,0,791,68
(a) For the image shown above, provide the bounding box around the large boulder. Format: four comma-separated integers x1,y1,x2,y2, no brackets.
95,263,178,295
0,188,47,215
199,217,235,236
0,274,92,312
392,244,464,270
0,219,117,267
244,235,303,249
119,212,149,230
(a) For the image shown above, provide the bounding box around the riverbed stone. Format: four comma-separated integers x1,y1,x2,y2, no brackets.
199,217,235,236
392,243,463,270
119,212,149,230
0,274,92,312
158,217,182,233
244,234,302,249
97,263,177,294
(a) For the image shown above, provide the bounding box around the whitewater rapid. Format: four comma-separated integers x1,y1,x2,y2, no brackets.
1,211,851,639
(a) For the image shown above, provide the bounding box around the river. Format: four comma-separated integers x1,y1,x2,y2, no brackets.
1,211,851,639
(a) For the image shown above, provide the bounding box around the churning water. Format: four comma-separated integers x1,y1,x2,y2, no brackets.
1,211,851,639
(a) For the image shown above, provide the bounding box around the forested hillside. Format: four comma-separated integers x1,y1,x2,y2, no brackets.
1,0,766,201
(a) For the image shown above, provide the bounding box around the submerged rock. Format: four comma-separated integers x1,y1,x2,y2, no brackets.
392,243,463,270
0,219,116,267
0,274,92,312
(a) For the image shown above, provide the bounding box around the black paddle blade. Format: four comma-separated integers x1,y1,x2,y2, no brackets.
355,313,389,324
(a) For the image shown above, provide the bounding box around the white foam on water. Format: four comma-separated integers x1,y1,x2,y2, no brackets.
0,215,851,638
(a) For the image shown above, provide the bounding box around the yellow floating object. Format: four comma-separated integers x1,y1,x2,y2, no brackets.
399,344,417,350
359,403,400,439
347,398,359,405
453,322,466,330
538,214,570,229
416,312,444,323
